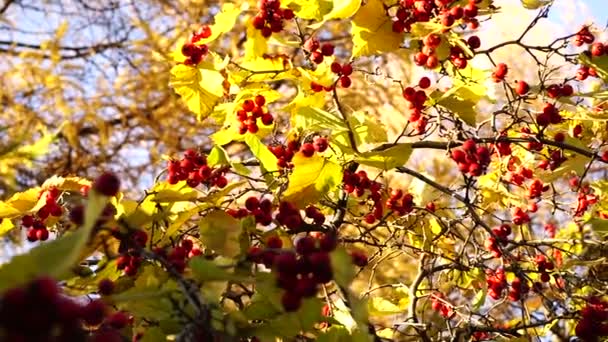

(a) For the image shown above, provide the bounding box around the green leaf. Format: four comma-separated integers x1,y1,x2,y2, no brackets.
140,327,166,342
317,326,351,342
199,210,242,258
243,293,283,320
354,143,412,170
0,190,108,291
207,145,231,166
331,248,356,287
189,256,240,281
471,286,487,311
283,153,343,207
245,134,279,173
586,217,608,236
351,0,403,57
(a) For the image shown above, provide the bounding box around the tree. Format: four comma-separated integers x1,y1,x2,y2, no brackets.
0,0,608,341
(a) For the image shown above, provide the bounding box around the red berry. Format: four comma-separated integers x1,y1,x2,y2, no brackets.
295,236,317,255
93,172,121,197
418,76,431,89
98,278,115,296
82,299,107,326
254,95,266,106
304,38,320,51
467,35,481,49
266,235,283,249
516,80,529,95
339,76,352,88
261,113,274,126
330,62,342,74
310,51,324,64
242,99,255,112
313,137,328,152
107,311,130,329
320,43,334,56
301,143,315,157
281,291,302,312
591,42,605,57
36,228,49,241
341,64,353,76
245,196,260,211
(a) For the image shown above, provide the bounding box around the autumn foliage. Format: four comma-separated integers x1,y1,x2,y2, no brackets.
1,0,608,341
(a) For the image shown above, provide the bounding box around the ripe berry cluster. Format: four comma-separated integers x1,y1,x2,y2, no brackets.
526,178,548,199
113,229,149,276
227,196,274,226
181,25,212,66
275,201,306,231
430,292,453,318
386,188,415,216
575,297,608,341
237,95,274,135
343,170,384,224
166,149,228,188
153,239,202,274
268,139,300,169
536,102,563,127
450,139,491,177
507,276,530,301
534,254,554,283
537,148,567,171
485,224,511,258
491,63,508,82
511,206,530,225
21,187,65,242
329,62,354,89
576,65,598,80
486,267,507,300
504,165,534,186
573,26,595,47
546,83,573,98
300,136,329,157
247,233,339,312
0,277,128,341
402,81,430,134
392,0,479,34
252,0,294,38
304,38,335,65
574,186,598,217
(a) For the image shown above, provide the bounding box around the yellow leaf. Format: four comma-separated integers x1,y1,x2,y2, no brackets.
521,0,552,9
354,143,412,170
0,219,14,237
199,210,242,258
285,0,332,20
283,153,343,207
0,188,43,219
309,0,362,28
244,23,268,60
169,60,226,120
194,3,244,45
351,0,403,57
368,297,403,316
41,176,91,192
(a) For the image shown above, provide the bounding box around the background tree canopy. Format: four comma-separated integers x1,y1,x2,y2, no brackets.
1,0,608,341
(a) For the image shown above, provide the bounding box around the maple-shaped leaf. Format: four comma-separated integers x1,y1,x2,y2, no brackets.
351,0,403,57
283,153,342,208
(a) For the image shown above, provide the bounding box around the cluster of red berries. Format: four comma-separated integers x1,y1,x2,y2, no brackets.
114,229,148,276
450,139,491,177
268,139,300,169
166,149,228,188
252,0,294,38
329,62,354,89
544,222,557,238
504,165,534,186
511,206,530,225
534,254,554,283
536,102,563,127
485,224,510,258
491,63,508,82
486,267,507,300
537,148,567,171
275,201,306,232
430,292,453,318
386,188,415,216
247,233,338,312
21,187,65,242
575,186,598,217
575,297,608,340
181,25,212,66
343,170,384,223
0,276,129,341
526,178,548,199
573,26,595,47
153,239,202,274
227,196,274,225
546,83,574,98
402,81,430,135
304,38,335,65
237,95,274,134
392,0,480,34
507,276,530,301
300,137,329,157
576,65,598,80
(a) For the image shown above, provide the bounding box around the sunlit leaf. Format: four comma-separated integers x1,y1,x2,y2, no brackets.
194,3,244,45
244,23,268,60
368,297,403,316
355,143,412,170
199,210,242,258
309,0,362,28
283,153,343,207
245,132,279,173
521,0,552,9
351,0,403,57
